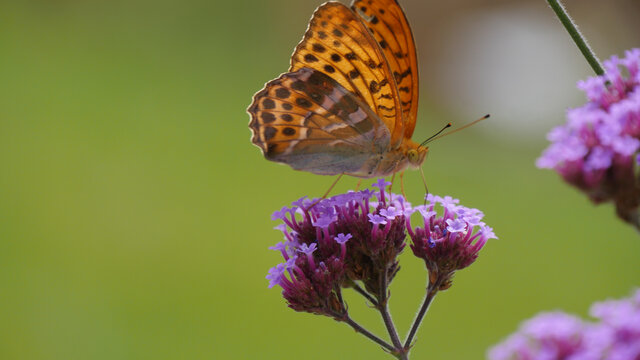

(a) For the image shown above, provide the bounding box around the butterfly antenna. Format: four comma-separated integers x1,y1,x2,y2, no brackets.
428,114,490,143
419,123,452,148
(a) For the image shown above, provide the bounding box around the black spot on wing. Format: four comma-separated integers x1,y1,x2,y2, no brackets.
275,88,291,99
261,112,276,123
262,98,275,109
264,126,277,140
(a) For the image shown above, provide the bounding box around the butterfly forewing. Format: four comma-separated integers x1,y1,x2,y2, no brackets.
248,68,391,176
351,0,420,139
289,2,405,148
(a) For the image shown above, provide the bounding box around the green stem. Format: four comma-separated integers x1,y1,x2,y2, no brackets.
546,0,605,76
403,278,441,350
351,282,379,307
377,266,405,358
341,315,395,353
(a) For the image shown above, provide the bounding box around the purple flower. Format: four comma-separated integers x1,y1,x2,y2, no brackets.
368,213,388,225
488,312,586,360
379,206,403,219
266,180,409,318
372,178,392,191
271,206,290,221
266,263,288,288
407,195,495,290
334,233,352,244
537,49,640,225
445,218,467,233
298,243,317,255
488,289,640,360
334,233,352,260
312,214,335,229
267,181,495,321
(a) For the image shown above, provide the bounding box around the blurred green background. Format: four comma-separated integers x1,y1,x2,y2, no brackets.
1,0,639,359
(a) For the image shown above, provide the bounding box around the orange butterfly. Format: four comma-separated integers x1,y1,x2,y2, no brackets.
248,0,423,178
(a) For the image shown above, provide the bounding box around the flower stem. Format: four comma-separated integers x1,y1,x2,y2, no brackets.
546,0,605,76
351,282,379,307
379,304,408,360
342,315,396,353
403,280,440,350
377,266,407,359
615,203,640,234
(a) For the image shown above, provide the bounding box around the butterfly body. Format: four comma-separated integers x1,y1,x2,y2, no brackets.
249,0,422,179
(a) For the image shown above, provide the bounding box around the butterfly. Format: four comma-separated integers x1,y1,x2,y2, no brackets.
248,0,423,178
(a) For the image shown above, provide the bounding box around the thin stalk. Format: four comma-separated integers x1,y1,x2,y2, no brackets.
403,280,441,350
351,282,379,307
379,305,408,360
546,0,605,75
342,315,395,353
377,267,407,360
378,267,403,350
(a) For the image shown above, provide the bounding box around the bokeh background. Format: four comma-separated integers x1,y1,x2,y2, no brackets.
1,0,639,359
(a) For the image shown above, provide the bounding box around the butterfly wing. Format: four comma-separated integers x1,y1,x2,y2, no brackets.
248,68,390,177
351,0,420,140
289,2,405,148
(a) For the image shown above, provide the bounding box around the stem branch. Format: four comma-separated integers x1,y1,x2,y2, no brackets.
546,0,605,75
403,280,440,350
377,266,407,359
351,282,379,307
342,315,395,353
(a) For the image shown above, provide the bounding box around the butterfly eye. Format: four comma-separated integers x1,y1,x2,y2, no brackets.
407,147,428,165
407,149,419,163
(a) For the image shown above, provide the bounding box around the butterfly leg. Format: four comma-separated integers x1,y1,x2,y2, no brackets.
309,174,344,209
400,171,407,199
355,179,363,191
389,172,397,193
321,174,343,199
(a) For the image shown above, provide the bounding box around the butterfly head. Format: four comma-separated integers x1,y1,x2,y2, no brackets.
405,141,428,169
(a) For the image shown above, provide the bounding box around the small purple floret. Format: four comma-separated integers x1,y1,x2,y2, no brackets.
445,218,467,233
379,206,403,219
266,263,287,288
298,243,317,255
312,214,335,229
334,233,352,244
372,178,392,191
271,206,290,221
368,213,388,225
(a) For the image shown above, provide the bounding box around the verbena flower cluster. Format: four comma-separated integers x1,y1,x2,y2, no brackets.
266,180,495,318
407,194,496,290
537,49,640,223
488,289,640,360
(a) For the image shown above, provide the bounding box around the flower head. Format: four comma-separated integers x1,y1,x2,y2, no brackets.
488,289,640,360
407,195,495,290
488,312,586,360
267,181,495,321
266,180,408,317
537,49,640,225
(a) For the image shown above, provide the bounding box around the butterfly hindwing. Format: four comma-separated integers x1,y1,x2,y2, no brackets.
351,0,420,140
248,68,391,176
289,2,405,148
